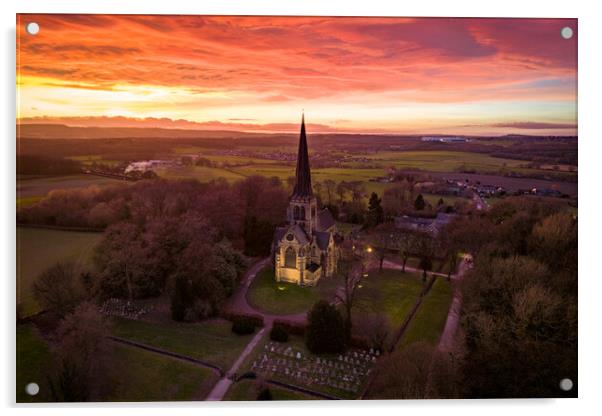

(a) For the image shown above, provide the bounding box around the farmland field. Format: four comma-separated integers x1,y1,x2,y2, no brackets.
17,174,125,199
16,227,102,317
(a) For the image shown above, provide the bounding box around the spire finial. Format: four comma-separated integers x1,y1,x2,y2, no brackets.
292,112,312,198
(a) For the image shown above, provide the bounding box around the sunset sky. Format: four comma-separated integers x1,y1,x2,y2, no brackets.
16,15,577,136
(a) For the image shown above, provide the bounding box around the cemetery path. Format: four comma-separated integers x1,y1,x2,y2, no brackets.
205,326,267,400
381,260,454,279
437,256,470,352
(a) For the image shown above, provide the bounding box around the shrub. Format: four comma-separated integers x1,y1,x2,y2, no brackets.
223,311,264,327
306,300,346,354
269,325,289,343
257,387,272,401
231,317,256,335
273,319,306,336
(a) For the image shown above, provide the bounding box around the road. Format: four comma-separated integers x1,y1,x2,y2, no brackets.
437,255,471,352
224,257,307,326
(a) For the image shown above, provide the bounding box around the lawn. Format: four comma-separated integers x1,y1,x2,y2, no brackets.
16,227,102,317
224,379,316,401
16,324,52,403
246,267,340,315
110,317,253,370
107,344,218,402
354,269,425,328
398,278,454,348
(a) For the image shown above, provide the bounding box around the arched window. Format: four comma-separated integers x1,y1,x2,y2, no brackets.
284,247,297,268
294,206,300,220
300,206,306,220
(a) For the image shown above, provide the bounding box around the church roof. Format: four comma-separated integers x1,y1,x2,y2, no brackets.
317,208,335,231
314,231,331,250
274,223,310,245
273,226,287,243
291,113,313,198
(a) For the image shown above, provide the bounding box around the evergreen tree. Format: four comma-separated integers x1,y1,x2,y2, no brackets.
306,300,346,354
367,192,384,227
170,275,193,321
414,194,426,211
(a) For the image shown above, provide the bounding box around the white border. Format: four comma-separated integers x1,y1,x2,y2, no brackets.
2,1,601,415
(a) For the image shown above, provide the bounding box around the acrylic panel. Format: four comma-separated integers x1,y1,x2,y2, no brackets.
16,14,577,402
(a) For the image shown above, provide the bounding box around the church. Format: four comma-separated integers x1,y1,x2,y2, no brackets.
272,114,339,286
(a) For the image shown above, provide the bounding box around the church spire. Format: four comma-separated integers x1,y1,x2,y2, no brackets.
292,112,313,198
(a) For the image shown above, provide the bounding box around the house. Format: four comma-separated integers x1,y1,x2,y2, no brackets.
394,212,456,235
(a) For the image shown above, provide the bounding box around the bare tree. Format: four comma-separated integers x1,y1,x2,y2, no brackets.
391,230,417,273
33,262,86,318
336,181,348,203
415,231,437,282
323,179,336,205
369,226,395,273
49,302,112,401
335,242,365,341
353,313,392,352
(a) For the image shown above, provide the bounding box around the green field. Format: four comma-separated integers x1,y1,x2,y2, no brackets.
246,267,340,315
398,278,453,348
156,165,245,183
16,325,52,403
110,317,253,370
17,174,124,199
16,196,44,208
16,227,102,317
354,150,535,173
150,147,576,203
224,379,316,401
107,344,217,401
354,269,425,328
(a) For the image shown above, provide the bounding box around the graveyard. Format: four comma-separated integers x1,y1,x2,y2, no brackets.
235,335,381,400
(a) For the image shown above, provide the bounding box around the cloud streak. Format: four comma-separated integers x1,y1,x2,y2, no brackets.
16,15,577,135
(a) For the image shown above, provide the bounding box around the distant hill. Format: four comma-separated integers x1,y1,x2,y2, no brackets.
17,124,263,139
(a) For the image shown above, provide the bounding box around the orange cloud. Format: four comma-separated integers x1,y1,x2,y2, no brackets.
16,15,577,135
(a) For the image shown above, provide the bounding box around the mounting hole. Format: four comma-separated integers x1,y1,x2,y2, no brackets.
559,378,573,391
25,382,39,396
26,22,40,35
560,26,573,40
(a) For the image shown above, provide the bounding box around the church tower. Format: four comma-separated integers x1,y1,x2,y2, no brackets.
287,113,318,234
272,113,338,287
